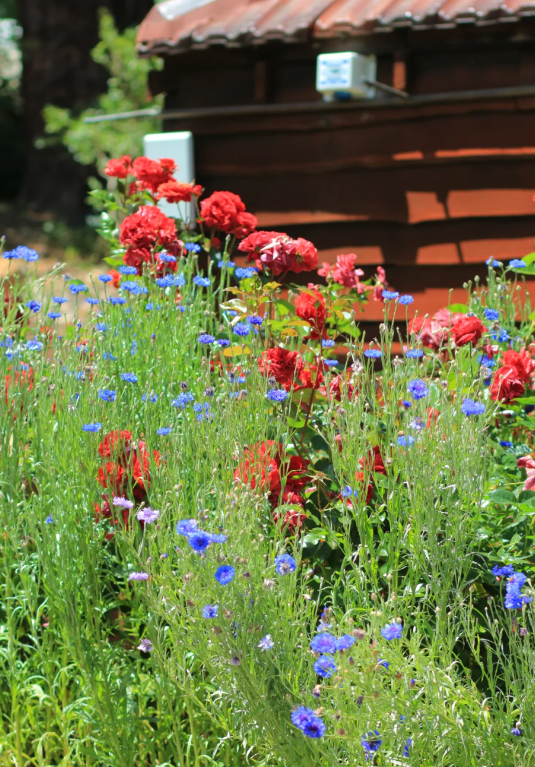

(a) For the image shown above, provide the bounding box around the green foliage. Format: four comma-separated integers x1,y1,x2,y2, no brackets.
43,10,163,173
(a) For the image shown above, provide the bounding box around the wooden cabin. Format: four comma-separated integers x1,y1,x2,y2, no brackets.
137,0,535,331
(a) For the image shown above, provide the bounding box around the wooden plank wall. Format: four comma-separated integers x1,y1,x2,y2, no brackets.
159,33,535,338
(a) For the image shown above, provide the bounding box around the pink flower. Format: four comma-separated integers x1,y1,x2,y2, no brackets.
332,253,364,288
518,455,535,491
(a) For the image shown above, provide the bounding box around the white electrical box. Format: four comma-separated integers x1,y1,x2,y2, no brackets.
143,131,195,223
316,52,377,101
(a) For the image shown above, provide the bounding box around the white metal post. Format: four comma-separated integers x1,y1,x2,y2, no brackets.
143,131,195,223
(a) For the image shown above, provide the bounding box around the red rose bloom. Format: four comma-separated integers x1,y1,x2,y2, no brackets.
240,231,285,261
501,349,535,383
332,253,364,288
294,289,326,339
200,191,247,235
234,441,281,495
491,365,525,403
273,498,306,533
259,347,304,391
108,269,121,288
450,316,486,346
156,180,203,203
119,206,177,274
290,238,318,273
105,155,132,179
132,156,176,194
233,211,258,239
354,471,374,504
360,445,387,476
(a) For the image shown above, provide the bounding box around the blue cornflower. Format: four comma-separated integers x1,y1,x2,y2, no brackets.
156,276,174,288
188,530,226,553
461,398,485,416
217,339,230,347
98,389,116,402
492,565,515,577
408,379,429,399
364,349,382,358
5,245,39,261
275,553,296,575
341,485,354,498
291,707,326,738
314,655,336,678
403,739,412,757
402,400,412,408
119,265,138,275
121,280,141,293
399,294,414,305
158,253,177,263
397,435,414,447
381,622,403,640
82,423,102,432
361,731,383,759
174,274,186,286
324,359,338,367
504,570,532,609
98,274,112,283
218,259,235,268
235,267,257,279
484,308,499,321
176,519,198,536
157,427,171,435
198,334,215,344
478,354,495,368
26,300,41,312
509,259,526,269
335,635,355,652
258,634,274,651
109,296,127,305
96,323,107,332
500,440,513,447
267,389,288,402
193,276,211,287
382,290,399,300
0,337,13,348
486,258,500,267
86,297,99,305
69,284,87,294
25,340,43,351
247,315,263,325
120,373,138,384
172,392,194,408
129,572,149,581
185,242,201,253
322,339,335,348
215,565,235,585
47,312,61,319
45,515,53,524
202,604,219,619
310,632,337,654
405,349,423,358
52,296,67,304
233,322,250,337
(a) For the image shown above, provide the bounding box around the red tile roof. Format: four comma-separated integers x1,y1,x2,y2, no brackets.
137,0,535,53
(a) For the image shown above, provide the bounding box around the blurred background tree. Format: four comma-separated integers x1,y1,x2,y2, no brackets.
2,0,160,227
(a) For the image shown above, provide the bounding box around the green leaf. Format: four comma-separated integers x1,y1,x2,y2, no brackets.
103,255,123,267
287,417,306,429
488,489,516,505
447,303,468,313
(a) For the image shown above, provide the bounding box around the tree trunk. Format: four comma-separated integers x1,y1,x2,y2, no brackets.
17,0,154,226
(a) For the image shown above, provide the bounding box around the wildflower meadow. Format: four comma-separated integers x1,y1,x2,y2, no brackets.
2,154,535,766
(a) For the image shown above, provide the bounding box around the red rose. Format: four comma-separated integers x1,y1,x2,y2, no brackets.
273,496,306,533
233,211,258,239
132,156,176,194
123,248,151,270
240,231,285,261
105,155,132,179
289,238,318,273
259,347,304,390
283,455,309,492
234,441,281,495
294,289,326,339
107,268,121,288
360,445,387,476
200,191,246,234
501,349,535,383
156,180,203,203
354,471,373,504
120,206,176,250
450,316,486,346
490,365,525,403
332,253,364,288
98,430,133,460
321,374,356,402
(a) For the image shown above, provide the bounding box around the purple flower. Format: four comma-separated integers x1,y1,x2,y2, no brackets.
461,398,486,416
267,389,288,402
215,565,235,585
129,572,149,581
202,604,218,619
335,634,355,651
408,379,429,399
113,497,134,509
137,507,160,524
198,334,215,344
291,707,325,738
258,634,274,651
137,638,153,652
362,731,382,759
381,622,403,640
